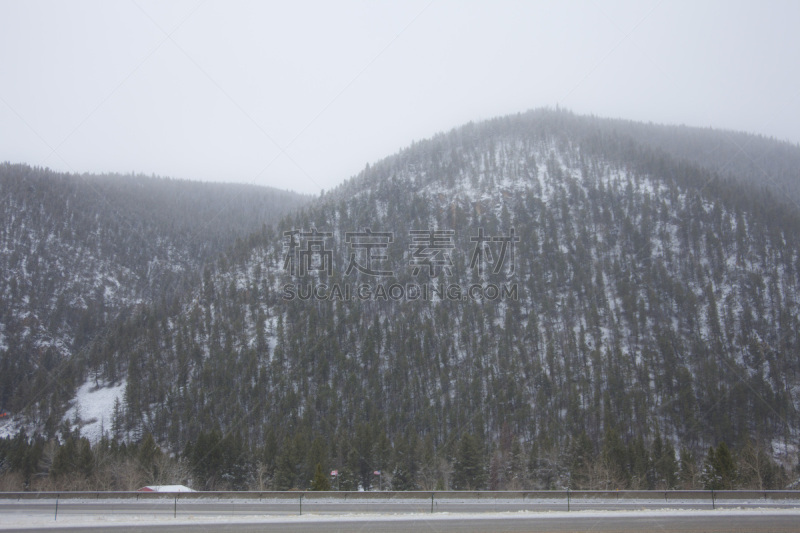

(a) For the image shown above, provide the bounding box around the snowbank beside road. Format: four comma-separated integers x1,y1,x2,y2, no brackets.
1,503,800,530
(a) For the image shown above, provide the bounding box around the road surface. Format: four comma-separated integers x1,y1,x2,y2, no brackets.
1,498,799,532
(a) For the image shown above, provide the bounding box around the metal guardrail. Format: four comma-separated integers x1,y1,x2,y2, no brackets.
1,489,799,500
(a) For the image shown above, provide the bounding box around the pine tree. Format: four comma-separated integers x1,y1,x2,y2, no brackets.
568,432,594,489
77,438,94,479
138,433,161,482
51,436,77,480
679,447,698,489
714,442,737,489
601,428,629,489
390,433,418,491
652,433,678,489
452,434,486,490
310,463,331,491
702,442,736,490
273,439,298,491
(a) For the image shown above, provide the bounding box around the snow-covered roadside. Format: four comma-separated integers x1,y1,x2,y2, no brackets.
1,508,800,530
1,500,800,530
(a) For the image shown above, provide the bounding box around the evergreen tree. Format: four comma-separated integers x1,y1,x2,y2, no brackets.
452,434,486,490
679,447,698,489
274,440,299,491
310,463,331,491
601,428,629,488
652,433,678,489
138,433,161,482
702,442,737,490
714,442,737,489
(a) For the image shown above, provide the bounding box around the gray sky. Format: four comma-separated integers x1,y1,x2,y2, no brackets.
2,0,799,195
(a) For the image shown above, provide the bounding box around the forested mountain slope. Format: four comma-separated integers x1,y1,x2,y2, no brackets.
75,109,800,491
0,164,310,428
516,109,800,206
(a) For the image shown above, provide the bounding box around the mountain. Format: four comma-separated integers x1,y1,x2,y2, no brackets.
2,108,800,492
0,163,310,432
527,111,800,207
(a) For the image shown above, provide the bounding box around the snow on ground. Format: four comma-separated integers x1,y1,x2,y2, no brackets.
0,418,25,440
140,485,196,493
0,413,39,440
0,507,799,530
63,378,126,443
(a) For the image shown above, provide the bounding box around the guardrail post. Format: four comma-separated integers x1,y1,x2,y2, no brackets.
711,489,715,510
431,492,434,513
299,493,303,516
567,488,570,512
54,495,58,521
174,497,177,518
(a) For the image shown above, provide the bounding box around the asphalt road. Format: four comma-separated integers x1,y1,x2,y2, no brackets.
2,499,800,532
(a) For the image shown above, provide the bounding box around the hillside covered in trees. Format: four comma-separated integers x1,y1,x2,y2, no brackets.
1,109,800,492
0,164,310,428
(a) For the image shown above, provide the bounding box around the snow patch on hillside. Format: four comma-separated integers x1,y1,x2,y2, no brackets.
63,379,126,443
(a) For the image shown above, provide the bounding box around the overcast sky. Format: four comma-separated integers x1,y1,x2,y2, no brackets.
2,0,799,195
